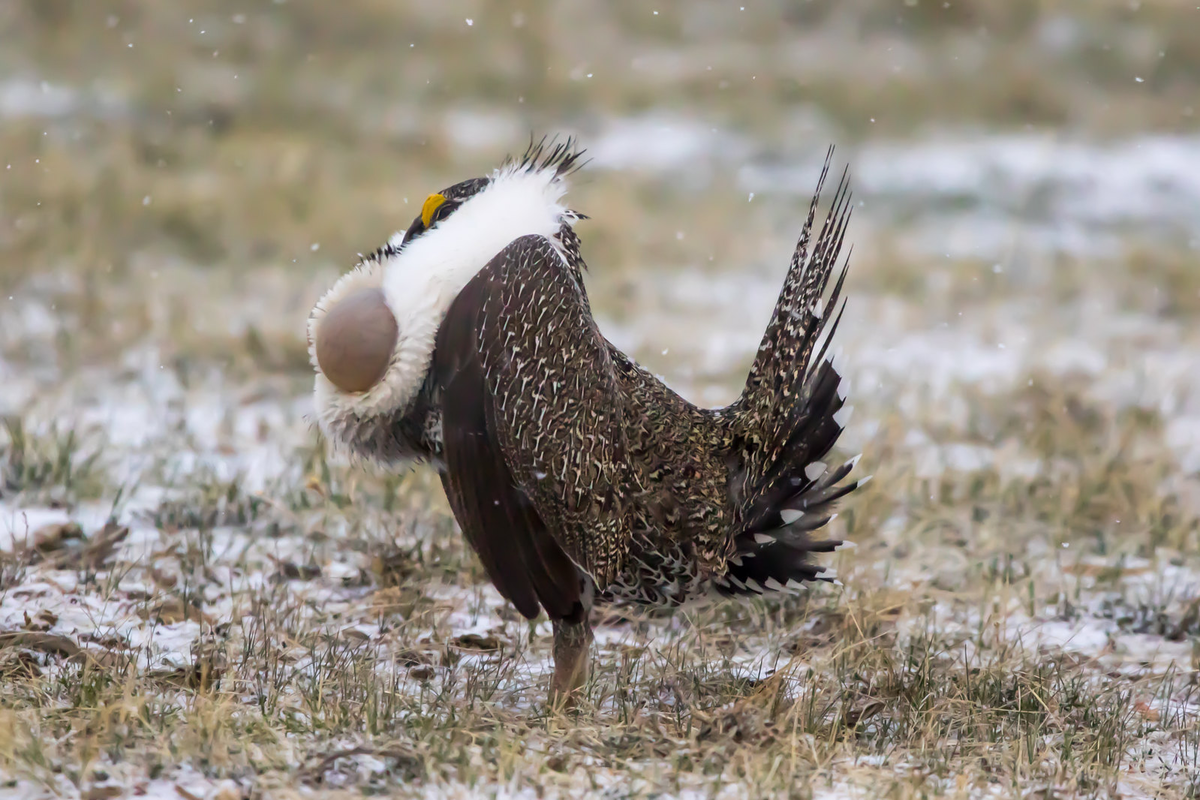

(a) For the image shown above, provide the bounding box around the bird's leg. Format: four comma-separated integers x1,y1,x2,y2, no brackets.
549,616,592,709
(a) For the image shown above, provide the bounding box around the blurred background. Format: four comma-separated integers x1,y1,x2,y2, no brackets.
2,0,1197,411
2,2,1200,795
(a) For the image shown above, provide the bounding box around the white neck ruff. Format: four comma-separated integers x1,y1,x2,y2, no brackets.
308,165,570,443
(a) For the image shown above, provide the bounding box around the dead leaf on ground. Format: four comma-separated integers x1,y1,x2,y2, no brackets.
149,565,179,589
22,609,58,632
452,632,503,652
0,630,138,672
78,631,130,650
367,585,426,617
1167,597,1200,641
694,702,775,745
81,648,133,670
0,630,80,657
298,744,422,783
392,647,433,667
1135,701,1161,722
0,648,45,678
266,553,320,582
150,643,227,690
1065,562,1152,578
174,783,206,800
843,699,887,728
37,522,129,570
370,547,419,587
30,521,86,553
137,596,212,625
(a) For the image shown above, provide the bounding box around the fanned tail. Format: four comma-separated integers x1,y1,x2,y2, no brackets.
718,147,868,598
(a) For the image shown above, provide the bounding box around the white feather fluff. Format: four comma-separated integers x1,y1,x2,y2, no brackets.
309,165,571,442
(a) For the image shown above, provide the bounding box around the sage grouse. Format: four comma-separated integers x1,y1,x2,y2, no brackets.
308,140,866,704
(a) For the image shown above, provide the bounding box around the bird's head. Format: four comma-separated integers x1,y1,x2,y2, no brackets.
306,138,586,462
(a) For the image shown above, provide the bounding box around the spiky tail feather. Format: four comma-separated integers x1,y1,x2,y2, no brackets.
718,147,868,598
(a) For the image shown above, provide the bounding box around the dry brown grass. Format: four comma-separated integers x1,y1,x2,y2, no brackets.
1,381,1198,797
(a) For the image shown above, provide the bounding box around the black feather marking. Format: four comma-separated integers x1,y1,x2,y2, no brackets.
719,147,859,596
509,134,590,178
364,240,403,267
717,535,840,597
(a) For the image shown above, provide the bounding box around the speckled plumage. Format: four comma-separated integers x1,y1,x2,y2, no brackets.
311,139,866,702
429,144,861,612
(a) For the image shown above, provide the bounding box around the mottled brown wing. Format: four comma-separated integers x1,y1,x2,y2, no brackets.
434,344,581,621
432,234,634,614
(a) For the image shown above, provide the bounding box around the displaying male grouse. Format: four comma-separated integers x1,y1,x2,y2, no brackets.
307,139,866,705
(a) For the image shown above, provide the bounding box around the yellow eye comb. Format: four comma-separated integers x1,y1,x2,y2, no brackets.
421,193,447,228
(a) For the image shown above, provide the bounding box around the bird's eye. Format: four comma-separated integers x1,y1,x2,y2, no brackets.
430,201,455,223
401,193,459,246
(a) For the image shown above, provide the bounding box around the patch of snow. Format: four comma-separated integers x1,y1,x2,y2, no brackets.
1165,417,1200,474
739,134,1200,258
0,77,126,121
589,115,752,179
443,109,523,152
0,506,72,551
